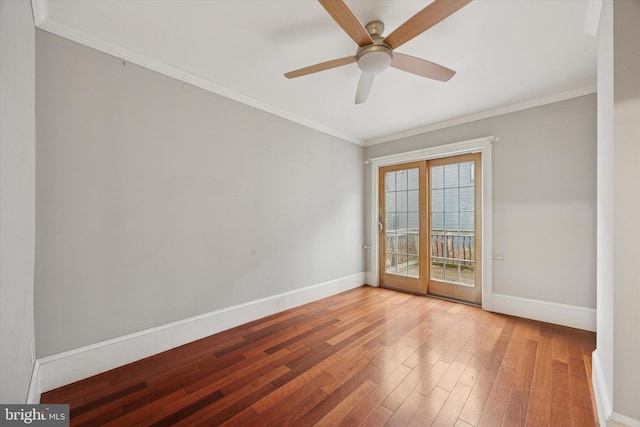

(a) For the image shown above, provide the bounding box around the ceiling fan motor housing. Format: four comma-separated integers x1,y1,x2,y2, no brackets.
356,21,393,75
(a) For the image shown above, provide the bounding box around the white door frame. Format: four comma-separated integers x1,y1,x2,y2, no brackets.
367,136,496,311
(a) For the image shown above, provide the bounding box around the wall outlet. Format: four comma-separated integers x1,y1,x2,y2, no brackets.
30,339,36,364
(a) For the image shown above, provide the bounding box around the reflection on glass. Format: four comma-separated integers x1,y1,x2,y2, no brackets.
461,267,475,285
408,190,419,212
385,171,396,192
396,170,408,191
386,192,396,212
408,169,419,190
396,191,408,212
398,213,408,230
386,253,397,274
460,212,474,231
431,259,445,281
408,212,419,230
444,164,459,188
431,167,444,189
407,256,419,277
385,232,396,253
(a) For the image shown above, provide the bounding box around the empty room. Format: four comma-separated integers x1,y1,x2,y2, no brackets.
1,0,639,426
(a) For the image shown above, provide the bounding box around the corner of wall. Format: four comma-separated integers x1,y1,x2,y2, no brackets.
0,0,37,405
592,349,640,427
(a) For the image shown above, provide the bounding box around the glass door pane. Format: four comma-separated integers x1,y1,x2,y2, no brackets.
427,153,481,305
430,161,475,285
385,168,419,278
379,162,427,294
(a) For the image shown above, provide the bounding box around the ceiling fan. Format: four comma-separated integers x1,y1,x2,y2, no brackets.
284,0,472,104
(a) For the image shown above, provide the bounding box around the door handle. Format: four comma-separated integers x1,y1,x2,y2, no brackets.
378,222,383,233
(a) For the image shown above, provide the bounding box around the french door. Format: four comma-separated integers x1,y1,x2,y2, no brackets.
378,162,428,294
379,153,482,304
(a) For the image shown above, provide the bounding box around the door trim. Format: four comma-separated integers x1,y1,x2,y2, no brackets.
367,136,495,311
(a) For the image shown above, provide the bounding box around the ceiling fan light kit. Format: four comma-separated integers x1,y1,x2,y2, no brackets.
284,0,472,104
356,44,393,75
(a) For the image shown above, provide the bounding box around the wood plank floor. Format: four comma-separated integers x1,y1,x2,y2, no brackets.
41,286,598,426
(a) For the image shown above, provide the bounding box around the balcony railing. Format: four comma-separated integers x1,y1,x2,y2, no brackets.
385,228,475,284
430,231,474,266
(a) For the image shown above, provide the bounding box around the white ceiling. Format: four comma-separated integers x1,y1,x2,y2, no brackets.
32,0,599,145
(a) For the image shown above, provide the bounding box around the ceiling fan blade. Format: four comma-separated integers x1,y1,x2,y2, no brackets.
391,52,456,82
355,72,375,104
284,56,356,79
318,0,373,47
383,0,472,49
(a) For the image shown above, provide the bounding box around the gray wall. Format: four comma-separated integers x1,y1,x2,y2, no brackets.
597,0,640,423
35,31,365,357
0,0,37,403
612,0,640,418
365,95,596,309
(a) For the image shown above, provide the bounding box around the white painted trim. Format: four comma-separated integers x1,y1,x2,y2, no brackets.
365,271,378,287
368,136,494,307
30,273,365,399
30,0,47,26
26,360,41,404
480,142,493,311
584,0,604,37
592,350,611,426
366,136,494,167
592,352,640,427
490,293,596,332
609,413,640,427
30,13,364,147
366,87,597,146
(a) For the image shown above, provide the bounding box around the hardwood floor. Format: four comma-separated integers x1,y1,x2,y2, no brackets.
41,286,598,426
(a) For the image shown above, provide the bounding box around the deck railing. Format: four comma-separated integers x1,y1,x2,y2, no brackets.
430,231,474,266
385,229,475,268
384,229,419,268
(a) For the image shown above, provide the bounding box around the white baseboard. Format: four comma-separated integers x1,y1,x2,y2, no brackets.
592,352,640,427
365,271,378,286
355,281,594,332
26,360,41,404
591,349,640,427
593,350,612,426
489,293,596,332
30,273,366,402
609,413,640,427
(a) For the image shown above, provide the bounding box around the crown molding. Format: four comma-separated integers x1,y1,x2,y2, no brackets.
30,4,365,147
366,85,597,146
31,0,595,149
